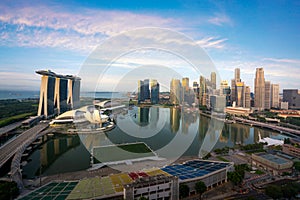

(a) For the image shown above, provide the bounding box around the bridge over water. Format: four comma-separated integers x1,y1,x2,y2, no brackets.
0,122,49,169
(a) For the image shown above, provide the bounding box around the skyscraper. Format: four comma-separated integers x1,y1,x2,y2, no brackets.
264,81,271,110
143,79,150,100
67,77,81,109
245,86,251,108
138,80,145,103
220,80,231,106
182,78,189,92
54,77,68,114
36,70,80,118
231,68,241,104
199,76,206,106
193,81,199,96
235,82,245,107
271,84,279,108
283,89,300,109
235,68,241,82
211,72,216,90
182,77,189,103
254,68,265,110
150,79,160,104
38,74,55,117
170,79,182,105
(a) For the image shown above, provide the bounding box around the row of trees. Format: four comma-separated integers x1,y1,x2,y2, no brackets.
179,181,206,199
265,182,300,199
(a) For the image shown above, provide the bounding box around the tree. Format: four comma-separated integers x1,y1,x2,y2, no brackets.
195,181,206,200
227,171,243,186
265,185,282,199
282,185,296,198
179,184,190,199
0,181,19,200
294,161,300,171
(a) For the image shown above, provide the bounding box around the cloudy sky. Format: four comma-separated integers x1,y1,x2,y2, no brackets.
0,0,299,92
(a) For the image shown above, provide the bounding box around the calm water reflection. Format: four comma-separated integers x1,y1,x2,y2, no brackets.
23,106,287,178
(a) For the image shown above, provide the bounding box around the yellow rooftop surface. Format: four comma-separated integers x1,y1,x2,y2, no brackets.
66,168,172,199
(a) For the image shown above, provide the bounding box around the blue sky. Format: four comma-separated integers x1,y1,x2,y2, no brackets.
0,0,299,92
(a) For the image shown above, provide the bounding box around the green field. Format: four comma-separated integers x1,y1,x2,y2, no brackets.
0,99,38,127
93,142,155,163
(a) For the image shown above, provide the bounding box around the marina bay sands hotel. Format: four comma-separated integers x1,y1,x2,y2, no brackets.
36,70,81,118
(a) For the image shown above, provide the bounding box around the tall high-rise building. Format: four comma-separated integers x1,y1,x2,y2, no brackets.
220,80,229,95
231,68,241,104
271,84,279,108
54,77,68,114
170,79,182,105
231,79,236,104
143,79,150,100
182,78,189,92
245,86,251,108
235,68,241,82
138,80,144,103
67,77,81,109
182,77,189,103
220,80,231,106
211,72,216,90
264,81,271,110
254,68,265,110
150,79,160,104
38,74,55,117
138,79,151,103
193,81,199,96
199,76,206,106
235,82,245,107
36,70,80,118
283,89,300,109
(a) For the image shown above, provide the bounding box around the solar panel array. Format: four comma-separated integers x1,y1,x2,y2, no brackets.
161,160,229,180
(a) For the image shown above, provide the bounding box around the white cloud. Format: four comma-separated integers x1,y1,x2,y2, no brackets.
262,57,300,65
208,13,233,26
0,4,230,53
196,37,227,49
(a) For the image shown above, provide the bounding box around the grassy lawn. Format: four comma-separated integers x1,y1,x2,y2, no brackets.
119,143,152,153
216,156,229,162
93,142,155,163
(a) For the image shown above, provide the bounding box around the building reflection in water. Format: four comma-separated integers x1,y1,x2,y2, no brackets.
170,107,180,133
150,107,159,129
40,134,80,173
198,116,224,158
138,107,149,126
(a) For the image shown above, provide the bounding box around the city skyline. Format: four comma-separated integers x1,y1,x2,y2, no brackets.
0,1,299,92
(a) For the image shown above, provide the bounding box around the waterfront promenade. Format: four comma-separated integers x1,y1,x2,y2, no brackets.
234,117,300,137
0,122,49,169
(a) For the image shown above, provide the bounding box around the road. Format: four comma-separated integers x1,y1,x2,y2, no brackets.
0,121,23,136
234,117,300,136
0,122,49,169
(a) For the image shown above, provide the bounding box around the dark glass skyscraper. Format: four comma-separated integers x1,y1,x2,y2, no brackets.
150,79,160,104
138,80,145,103
143,79,150,100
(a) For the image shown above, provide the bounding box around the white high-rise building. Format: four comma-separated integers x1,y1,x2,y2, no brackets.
271,84,280,108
